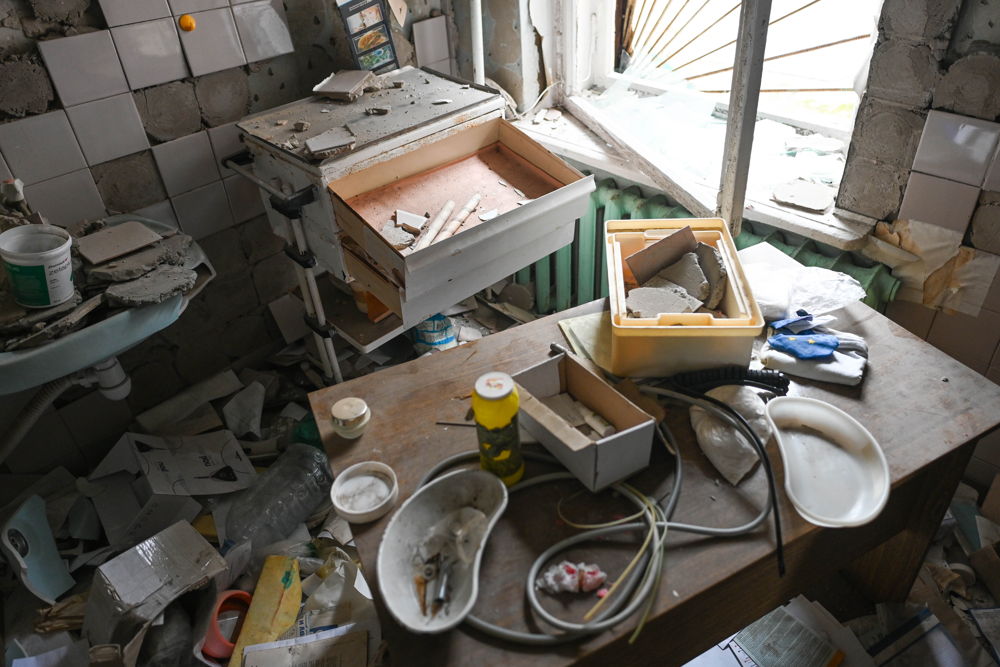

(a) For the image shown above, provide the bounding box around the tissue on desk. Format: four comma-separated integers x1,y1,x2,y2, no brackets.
689,386,771,486
743,263,866,321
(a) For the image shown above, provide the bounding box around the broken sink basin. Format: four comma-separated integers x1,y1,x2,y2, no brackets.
377,469,507,633
0,215,214,395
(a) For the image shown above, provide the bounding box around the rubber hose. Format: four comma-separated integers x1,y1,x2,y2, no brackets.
0,376,74,466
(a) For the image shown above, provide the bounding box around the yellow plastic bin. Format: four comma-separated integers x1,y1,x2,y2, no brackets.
605,218,764,378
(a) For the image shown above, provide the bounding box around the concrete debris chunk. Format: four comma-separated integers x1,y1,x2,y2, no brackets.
651,252,709,301
544,108,563,121
105,265,197,307
5,294,103,351
365,106,391,115
293,121,310,132
0,291,82,334
305,127,356,159
478,209,499,221
772,179,835,213
694,242,728,310
431,99,452,105
626,285,701,318
381,221,415,250
87,234,193,283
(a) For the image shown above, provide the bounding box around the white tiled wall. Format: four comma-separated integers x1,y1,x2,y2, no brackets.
0,1,294,234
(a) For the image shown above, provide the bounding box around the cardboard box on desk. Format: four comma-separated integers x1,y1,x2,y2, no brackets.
513,352,655,491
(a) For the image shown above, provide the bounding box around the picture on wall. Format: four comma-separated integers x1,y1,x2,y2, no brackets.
337,0,399,72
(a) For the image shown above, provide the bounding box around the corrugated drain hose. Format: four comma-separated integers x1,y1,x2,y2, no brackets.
0,376,74,467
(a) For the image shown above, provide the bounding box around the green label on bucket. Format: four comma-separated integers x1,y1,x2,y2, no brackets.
4,262,49,307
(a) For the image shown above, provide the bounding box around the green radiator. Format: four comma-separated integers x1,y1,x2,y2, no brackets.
515,177,899,314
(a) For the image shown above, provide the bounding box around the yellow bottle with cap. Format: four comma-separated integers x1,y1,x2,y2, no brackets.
472,371,524,486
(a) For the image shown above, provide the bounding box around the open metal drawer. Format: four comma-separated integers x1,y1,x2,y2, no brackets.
328,118,596,327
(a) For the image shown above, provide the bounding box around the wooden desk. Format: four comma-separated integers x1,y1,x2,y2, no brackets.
309,299,1000,666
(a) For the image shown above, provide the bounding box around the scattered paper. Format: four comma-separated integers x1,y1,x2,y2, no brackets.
243,626,367,667
223,382,266,439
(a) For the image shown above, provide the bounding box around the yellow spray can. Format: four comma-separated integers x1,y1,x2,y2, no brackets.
472,371,525,486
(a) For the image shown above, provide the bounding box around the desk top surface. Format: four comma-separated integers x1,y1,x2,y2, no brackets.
309,298,1000,666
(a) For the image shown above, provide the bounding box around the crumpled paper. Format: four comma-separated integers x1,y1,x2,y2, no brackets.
689,386,771,485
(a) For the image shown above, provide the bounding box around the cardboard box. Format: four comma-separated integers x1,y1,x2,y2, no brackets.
83,521,227,663
513,352,655,491
88,431,256,549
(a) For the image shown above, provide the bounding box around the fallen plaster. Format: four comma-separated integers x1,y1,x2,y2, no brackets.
194,68,251,128
105,265,198,307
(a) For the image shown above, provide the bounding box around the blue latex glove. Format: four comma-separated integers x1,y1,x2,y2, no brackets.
767,333,840,359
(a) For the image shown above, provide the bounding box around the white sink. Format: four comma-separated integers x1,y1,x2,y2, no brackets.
0,215,214,395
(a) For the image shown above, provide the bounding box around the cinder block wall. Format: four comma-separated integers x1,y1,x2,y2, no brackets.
0,0,420,474
836,0,1000,485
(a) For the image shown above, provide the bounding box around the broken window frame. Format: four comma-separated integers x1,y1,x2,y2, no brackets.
553,0,877,244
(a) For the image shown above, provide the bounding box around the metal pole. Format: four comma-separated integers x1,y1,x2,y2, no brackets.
471,0,486,85
717,0,771,237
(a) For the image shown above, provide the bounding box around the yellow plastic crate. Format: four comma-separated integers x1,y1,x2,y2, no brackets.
605,218,764,377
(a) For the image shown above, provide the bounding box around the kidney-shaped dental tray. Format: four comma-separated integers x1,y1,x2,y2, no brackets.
377,469,507,634
765,396,889,528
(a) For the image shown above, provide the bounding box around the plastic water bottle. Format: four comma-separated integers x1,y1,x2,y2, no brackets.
223,443,333,554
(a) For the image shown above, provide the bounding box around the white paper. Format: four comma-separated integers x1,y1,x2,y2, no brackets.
243,624,367,667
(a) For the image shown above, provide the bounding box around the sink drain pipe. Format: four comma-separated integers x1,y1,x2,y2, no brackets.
0,357,131,466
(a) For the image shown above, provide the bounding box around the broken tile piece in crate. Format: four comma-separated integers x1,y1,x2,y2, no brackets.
395,209,427,235
381,221,414,250
478,209,499,221
626,285,701,318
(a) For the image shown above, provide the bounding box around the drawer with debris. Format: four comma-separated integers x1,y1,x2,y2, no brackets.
327,118,595,327
605,218,764,378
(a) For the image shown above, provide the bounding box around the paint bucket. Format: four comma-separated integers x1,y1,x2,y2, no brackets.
0,225,74,308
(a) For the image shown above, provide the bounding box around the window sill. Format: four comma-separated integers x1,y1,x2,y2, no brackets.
516,107,874,252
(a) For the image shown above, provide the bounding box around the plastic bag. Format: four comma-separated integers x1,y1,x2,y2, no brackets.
689,386,771,485
744,263,866,321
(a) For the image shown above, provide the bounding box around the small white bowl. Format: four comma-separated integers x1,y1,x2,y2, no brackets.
331,461,399,523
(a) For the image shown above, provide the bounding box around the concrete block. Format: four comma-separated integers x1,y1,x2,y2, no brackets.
251,252,298,303
194,67,251,127
0,56,53,117
849,94,926,168
867,39,941,108
197,226,247,278
651,252,709,301
91,151,168,213
133,81,202,143
105,265,198,306
971,193,1000,255
239,215,283,263
933,54,1000,121
28,0,89,24
878,0,962,44
626,285,701,317
835,157,909,220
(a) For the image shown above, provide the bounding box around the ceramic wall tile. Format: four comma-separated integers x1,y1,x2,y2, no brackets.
168,0,228,13
897,171,980,234
66,94,149,166
132,200,180,228
413,16,449,68
172,181,235,238
152,131,221,196
913,110,1000,187
24,169,106,227
177,7,246,76
38,31,129,106
112,18,189,90
223,174,264,222
232,0,293,63
98,0,171,26
0,111,86,184
206,122,244,176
